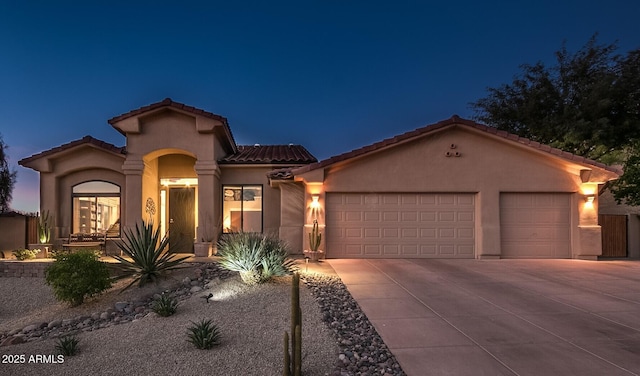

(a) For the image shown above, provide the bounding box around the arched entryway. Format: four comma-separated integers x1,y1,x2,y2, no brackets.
144,150,198,253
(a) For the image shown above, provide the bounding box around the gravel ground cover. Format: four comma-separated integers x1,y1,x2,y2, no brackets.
0,262,405,376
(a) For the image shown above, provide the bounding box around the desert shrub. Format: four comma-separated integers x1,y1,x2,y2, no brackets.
45,250,111,306
112,221,190,290
187,319,221,349
152,293,178,317
217,232,296,285
55,335,79,356
12,248,39,260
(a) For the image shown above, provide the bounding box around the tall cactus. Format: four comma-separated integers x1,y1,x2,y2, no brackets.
308,219,321,252
38,210,52,244
284,272,302,376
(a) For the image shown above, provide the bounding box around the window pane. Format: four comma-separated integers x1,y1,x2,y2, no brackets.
242,186,262,232
97,197,120,236
73,181,120,194
223,186,242,233
73,197,94,234
222,185,262,233
72,181,121,235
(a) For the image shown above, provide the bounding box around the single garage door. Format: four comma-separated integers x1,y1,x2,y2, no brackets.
325,193,475,258
500,193,571,258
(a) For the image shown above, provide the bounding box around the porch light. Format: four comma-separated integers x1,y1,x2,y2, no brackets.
584,194,595,203
310,195,320,209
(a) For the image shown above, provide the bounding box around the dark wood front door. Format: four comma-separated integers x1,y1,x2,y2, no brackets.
169,187,195,253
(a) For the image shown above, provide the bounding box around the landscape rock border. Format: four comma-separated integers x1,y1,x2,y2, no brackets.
0,263,406,376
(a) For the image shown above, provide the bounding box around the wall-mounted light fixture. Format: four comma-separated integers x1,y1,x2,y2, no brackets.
310,195,320,209
584,193,596,203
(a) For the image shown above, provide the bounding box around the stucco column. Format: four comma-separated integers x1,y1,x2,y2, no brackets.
122,158,144,232
575,183,601,260
39,173,59,238
477,189,501,259
277,182,305,253
194,160,221,247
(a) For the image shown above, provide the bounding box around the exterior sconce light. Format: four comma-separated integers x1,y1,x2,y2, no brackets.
584,194,595,203
310,195,320,209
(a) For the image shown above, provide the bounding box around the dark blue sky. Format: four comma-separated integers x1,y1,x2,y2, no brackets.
2,1,639,212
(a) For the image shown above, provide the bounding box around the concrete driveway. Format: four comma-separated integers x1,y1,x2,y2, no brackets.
327,258,640,376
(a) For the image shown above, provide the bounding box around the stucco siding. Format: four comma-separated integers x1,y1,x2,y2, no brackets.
315,126,595,259
322,128,580,193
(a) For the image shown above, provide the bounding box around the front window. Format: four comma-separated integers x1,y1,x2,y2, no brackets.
72,181,120,236
222,185,262,233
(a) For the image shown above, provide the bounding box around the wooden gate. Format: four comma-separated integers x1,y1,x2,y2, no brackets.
26,215,38,245
599,214,628,258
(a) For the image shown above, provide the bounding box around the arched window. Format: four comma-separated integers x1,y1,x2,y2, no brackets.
72,181,120,236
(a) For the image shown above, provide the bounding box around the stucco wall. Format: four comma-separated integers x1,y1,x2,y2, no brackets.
277,182,305,253
321,128,581,192
299,126,614,259
35,146,126,240
127,111,217,161
0,216,26,252
57,168,126,238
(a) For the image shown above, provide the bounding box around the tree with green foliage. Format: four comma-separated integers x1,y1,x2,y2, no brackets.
0,134,17,213
471,35,640,204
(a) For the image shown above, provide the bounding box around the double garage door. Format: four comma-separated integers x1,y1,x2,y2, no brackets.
325,193,476,258
325,192,571,259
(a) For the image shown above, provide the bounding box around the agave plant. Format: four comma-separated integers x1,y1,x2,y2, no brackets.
152,293,179,317
112,221,190,290
55,335,80,356
187,319,222,349
217,232,296,285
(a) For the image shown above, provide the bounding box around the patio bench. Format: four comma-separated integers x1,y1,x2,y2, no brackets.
62,233,107,254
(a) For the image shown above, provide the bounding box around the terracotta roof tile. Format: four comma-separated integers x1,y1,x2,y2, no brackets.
219,145,317,165
19,136,125,166
292,115,622,176
107,98,228,125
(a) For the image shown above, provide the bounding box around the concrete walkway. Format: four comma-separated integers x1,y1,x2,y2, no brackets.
327,258,640,376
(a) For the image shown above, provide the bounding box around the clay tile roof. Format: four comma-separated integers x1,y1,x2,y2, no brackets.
107,98,228,125
292,115,622,176
19,136,125,166
219,145,317,165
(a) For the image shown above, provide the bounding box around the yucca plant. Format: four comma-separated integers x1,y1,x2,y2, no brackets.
187,319,221,349
112,221,190,291
55,335,79,356
217,232,296,285
152,293,178,317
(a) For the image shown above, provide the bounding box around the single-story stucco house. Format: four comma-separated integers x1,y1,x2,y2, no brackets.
19,98,621,259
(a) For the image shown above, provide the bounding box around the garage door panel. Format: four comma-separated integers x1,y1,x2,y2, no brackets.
383,228,399,238
402,211,418,221
326,193,475,258
439,212,456,221
420,211,436,221
420,195,436,205
364,211,380,222
401,228,417,238
500,193,571,259
384,245,400,255
458,228,474,239
381,212,398,222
